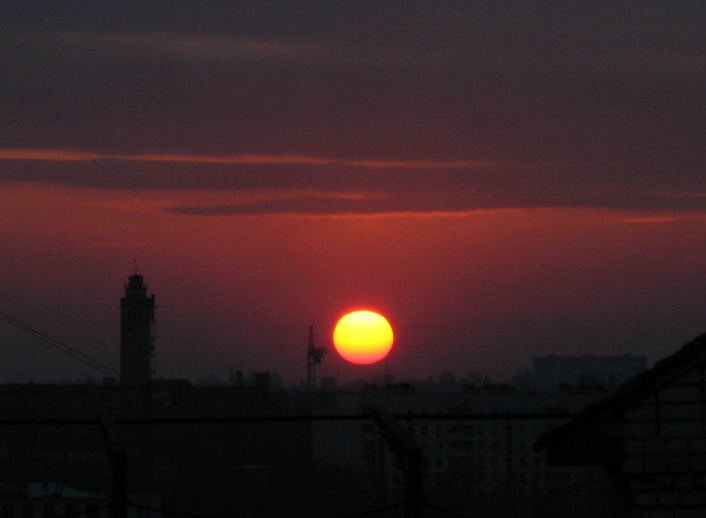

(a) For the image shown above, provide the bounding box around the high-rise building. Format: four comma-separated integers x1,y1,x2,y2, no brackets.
120,273,155,387
533,353,647,391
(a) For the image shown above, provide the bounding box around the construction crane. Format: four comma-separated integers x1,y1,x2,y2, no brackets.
306,325,326,390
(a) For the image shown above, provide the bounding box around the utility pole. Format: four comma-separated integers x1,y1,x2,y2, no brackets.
99,415,128,518
370,407,422,518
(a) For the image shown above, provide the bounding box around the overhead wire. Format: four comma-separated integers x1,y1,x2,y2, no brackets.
329,501,404,518
49,504,113,518
0,412,574,426
421,500,474,517
0,309,118,377
128,501,406,518
127,502,230,518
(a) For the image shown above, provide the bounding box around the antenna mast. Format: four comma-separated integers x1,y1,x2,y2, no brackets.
306,325,326,390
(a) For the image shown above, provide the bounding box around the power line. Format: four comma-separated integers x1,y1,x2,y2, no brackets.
51,504,113,518
0,412,575,427
0,418,98,426
127,502,230,518
0,310,116,376
116,412,573,425
421,500,473,517
128,501,405,518
330,501,404,518
0,310,118,377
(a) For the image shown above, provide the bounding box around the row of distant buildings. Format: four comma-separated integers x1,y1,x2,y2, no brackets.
311,351,647,394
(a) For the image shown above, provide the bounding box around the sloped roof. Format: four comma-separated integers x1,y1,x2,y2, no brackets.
537,332,706,452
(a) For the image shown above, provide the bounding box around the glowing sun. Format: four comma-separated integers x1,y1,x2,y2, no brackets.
333,310,394,365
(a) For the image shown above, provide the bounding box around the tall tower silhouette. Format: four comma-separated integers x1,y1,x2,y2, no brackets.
120,273,155,387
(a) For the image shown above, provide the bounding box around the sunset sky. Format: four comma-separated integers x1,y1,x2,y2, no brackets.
2,1,705,384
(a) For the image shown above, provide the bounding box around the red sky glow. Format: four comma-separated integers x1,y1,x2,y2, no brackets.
1,1,705,384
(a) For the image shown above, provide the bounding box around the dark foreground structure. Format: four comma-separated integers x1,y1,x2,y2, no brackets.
539,333,706,518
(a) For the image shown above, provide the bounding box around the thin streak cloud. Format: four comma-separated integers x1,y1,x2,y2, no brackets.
620,217,679,223
0,149,493,170
24,32,325,64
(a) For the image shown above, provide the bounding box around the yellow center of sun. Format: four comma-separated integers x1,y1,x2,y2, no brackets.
333,310,394,365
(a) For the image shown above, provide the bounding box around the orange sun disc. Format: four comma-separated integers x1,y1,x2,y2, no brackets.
333,310,394,365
